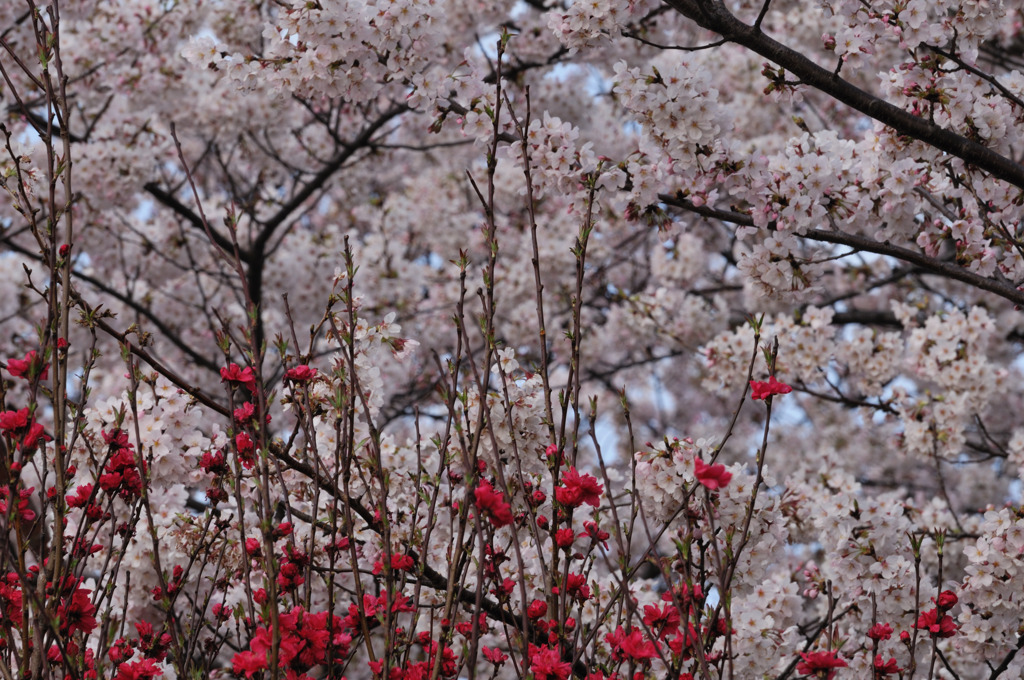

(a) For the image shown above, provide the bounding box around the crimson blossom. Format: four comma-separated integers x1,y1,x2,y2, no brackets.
528,645,572,680
473,479,515,527
749,376,793,401
796,650,848,679
693,457,733,490
554,467,605,508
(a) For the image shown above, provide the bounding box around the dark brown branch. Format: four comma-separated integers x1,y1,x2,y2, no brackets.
621,30,727,52
245,103,409,351
661,0,1024,190
74,294,231,418
988,636,1024,679
804,227,1024,305
831,309,902,327
660,194,1024,307
2,237,221,372
144,181,244,259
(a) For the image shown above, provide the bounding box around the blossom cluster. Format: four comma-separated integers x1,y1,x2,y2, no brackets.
6,0,1024,678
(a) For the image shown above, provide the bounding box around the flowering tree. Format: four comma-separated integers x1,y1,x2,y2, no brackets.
3,0,1024,678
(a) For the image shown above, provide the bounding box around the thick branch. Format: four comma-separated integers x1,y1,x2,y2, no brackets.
804,227,1024,305
661,0,1024,190
75,294,230,418
660,194,1024,307
144,181,245,259
251,104,409,254
2,237,221,372
245,103,409,351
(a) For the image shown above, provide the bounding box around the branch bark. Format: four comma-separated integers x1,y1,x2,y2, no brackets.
145,181,246,260
661,0,1024,190
245,103,409,352
659,194,1024,307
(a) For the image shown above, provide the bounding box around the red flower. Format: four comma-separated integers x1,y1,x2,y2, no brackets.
232,650,266,678
372,552,415,575
235,432,254,454
220,363,257,392
482,646,508,666
342,592,415,630
135,622,173,662
57,585,98,636
65,484,95,508
0,409,29,431
873,655,902,675
112,657,162,680
6,351,48,381
667,622,701,657
235,433,255,469
99,473,123,493
199,450,228,476
606,626,658,661
934,590,958,611
0,487,37,522
581,520,610,549
107,638,133,664
867,622,893,641
20,422,48,451
0,410,49,452
621,630,657,661
474,479,514,527
554,528,575,548
0,579,23,626
555,467,603,508
276,561,304,592
563,572,591,602
98,447,145,500
103,428,130,447
211,603,232,622
48,643,67,663
750,376,792,400
233,402,256,424
916,608,957,638
693,457,732,490
233,605,343,678
527,599,548,619
796,650,846,678
495,578,515,597
284,365,317,382
274,522,293,539
529,645,571,680
643,602,681,638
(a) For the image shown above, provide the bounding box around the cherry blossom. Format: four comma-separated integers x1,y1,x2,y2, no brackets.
6,0,1024,678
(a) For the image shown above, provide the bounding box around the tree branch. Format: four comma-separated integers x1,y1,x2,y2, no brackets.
661,0,1024,190
144,181,245,259
245,103,409,352
660,194,1024,307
